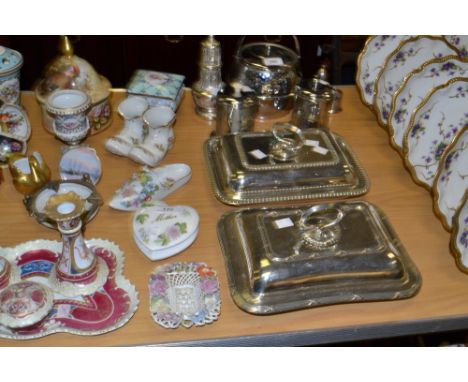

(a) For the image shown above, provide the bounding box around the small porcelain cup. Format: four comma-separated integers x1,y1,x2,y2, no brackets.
143,105,176,130
46,89,92,145
127,106,176,167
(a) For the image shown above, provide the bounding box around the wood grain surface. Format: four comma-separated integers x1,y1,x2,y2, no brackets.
0,88,464,346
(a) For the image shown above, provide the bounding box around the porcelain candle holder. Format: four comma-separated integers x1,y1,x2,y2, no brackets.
0,46,23,105
109,163,192,211
128,106,176,167
43,191,108,297
46,90,92,145
105,96,148,157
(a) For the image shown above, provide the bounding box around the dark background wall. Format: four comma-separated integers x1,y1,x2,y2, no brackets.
0,35,367,89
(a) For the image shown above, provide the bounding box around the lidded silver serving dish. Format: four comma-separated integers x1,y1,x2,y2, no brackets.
204,125,369,205
229,36,301,120
217,201,422,314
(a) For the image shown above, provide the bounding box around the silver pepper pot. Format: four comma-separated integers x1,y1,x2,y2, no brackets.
192,36,224,120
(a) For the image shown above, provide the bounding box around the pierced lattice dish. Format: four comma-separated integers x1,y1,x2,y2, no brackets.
148,262,220,329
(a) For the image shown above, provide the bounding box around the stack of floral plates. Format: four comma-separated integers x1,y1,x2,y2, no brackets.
356,35,468,272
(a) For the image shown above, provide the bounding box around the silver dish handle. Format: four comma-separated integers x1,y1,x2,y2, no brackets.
298,205,344,248
235,35,301,59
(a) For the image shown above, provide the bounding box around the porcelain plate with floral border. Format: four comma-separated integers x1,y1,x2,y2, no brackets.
389,56,468,152
444,36,468,58
451,191,468,273
356,35,413,107
374,36,458,127
403,78,468,190
433,126,468,231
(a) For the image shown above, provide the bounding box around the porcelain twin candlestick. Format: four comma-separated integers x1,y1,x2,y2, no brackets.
43,191,108,297
105,97,175,167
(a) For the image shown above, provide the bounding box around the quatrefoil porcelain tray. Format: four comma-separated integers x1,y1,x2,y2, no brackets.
0,239,138,340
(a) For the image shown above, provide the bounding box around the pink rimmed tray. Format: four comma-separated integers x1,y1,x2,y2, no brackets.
0,239,138,340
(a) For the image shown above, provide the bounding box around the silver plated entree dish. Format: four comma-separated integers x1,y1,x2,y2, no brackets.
204,127,369,205
217,201,421,314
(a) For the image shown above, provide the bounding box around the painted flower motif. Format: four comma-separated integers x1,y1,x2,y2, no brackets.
197,265,215,278
450,86,468,99
434,141,448,161
460,229,468,249
150,276,168,296
411,122,425,138
364,82,373,96
372,36,397,52
154,222,188,246
201,278,219,294
135,213,149,224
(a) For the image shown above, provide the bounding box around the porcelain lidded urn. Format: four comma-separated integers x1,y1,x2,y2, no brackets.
46,89,92,145
35,36,112,135
43,191,108,297
0,45,23,105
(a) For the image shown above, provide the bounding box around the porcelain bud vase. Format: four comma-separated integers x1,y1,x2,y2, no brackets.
44,191,108,297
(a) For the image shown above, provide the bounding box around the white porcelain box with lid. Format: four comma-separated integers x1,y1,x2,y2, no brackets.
126,70,185,111
133,203,199,261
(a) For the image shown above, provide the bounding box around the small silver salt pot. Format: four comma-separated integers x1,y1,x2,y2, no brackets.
192,36,224,120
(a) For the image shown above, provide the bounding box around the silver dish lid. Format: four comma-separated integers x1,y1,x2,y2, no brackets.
217,201,422,314
238,42,299,71
204,126,369,205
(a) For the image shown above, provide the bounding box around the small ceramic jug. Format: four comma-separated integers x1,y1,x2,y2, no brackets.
46,89,92,145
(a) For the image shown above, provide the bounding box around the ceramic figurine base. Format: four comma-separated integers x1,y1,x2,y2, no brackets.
0,239,138,340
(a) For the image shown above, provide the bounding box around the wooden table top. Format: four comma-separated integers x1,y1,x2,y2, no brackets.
0,88,466,346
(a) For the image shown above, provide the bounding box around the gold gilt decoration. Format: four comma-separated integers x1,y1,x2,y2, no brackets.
43,191,85,222
8,152,51,194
